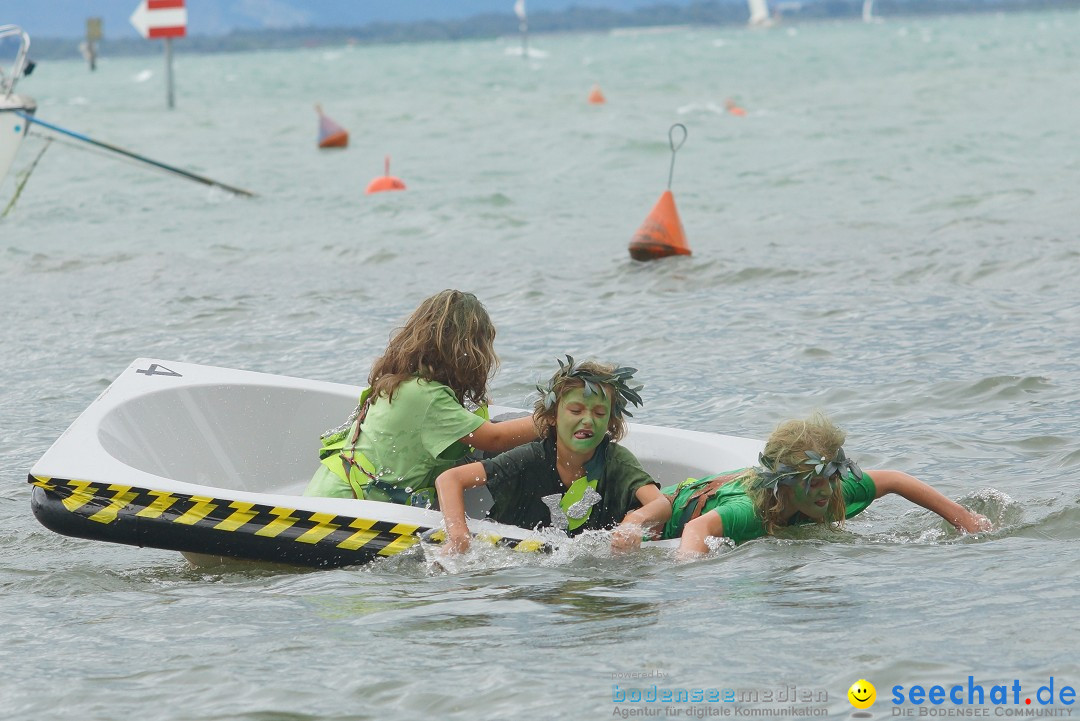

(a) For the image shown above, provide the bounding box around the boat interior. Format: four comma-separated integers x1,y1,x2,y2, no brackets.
94,380,762,500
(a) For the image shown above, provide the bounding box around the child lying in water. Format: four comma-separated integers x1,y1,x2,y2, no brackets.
663,412,991,557
436,357,672,553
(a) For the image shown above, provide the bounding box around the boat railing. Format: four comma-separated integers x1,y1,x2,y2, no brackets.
0,25,32,98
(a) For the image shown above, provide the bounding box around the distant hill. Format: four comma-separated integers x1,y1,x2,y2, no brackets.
3,0,708,39
9,0,1078,60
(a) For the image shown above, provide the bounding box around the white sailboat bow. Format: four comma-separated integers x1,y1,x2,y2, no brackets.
1,25,37,186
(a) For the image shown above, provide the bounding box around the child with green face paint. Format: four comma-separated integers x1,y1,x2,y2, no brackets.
664,412,992,558
436,357,672,554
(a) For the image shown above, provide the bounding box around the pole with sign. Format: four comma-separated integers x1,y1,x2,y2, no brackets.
129,0,186,109
83,18,102,71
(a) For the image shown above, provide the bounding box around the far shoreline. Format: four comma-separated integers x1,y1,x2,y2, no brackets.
19,0,1080,61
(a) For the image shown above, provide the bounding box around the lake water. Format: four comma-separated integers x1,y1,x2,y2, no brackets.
2,10,1078,720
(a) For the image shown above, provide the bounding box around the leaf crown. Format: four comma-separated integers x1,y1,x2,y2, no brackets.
535,355,644,418
752,446,862,496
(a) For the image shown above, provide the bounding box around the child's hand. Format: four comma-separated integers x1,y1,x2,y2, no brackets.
973,513,993,532
674,542,708,562
957,511,992,533
442,532,471,555
611,523,643,552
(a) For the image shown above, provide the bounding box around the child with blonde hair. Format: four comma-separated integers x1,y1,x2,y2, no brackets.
436,357,671,553
665,412,991,556
305,290,537,507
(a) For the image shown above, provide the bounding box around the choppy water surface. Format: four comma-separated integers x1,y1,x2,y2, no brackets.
2,11,1078,720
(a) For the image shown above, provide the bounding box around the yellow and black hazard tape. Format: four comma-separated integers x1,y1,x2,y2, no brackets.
28,475,551,561
422,528,551,554
28,475,423,558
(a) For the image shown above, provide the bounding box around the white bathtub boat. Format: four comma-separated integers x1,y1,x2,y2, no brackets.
28,358,764,568
1,25,36,186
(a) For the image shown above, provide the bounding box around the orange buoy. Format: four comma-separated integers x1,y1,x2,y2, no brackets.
588,84,606,104
316,103,349,149
629,123,691,261
628,190,691,261
724,97,746,116
365,155,406,194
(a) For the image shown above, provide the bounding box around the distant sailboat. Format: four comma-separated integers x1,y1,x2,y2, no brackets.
747,0,774,27
505,0,548,58
514,0,527,59
862,0,882,23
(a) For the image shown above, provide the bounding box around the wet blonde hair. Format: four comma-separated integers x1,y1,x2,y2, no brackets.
532,360,628,442
368,290,497,406
741,412,849,535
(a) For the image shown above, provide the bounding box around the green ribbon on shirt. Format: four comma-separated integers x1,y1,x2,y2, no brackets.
560,477,600,531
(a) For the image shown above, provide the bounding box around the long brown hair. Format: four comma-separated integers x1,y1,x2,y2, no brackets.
741,412,848,535
367,290,497,406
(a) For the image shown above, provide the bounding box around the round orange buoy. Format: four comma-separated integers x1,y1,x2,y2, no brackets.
588,84,606,104
628,190,691,261
366,155,406,194
316,103,349,149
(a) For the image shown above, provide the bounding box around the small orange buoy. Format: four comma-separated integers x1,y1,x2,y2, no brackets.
588,84,606,104
316,103,349,148
724,97,746,116
628,189,691,261
365,155,406,194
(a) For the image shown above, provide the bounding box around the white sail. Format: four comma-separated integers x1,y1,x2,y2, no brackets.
747,0,772,27
862,0,875,22
512,0,531,58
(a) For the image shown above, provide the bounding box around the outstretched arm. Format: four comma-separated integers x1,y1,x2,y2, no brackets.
462,416,539,453
435,462,490,553
611,484,673,552
868,469,991,533
675,510,725,559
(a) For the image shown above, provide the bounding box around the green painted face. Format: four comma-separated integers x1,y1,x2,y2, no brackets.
554,386,612,457
788,475,838,520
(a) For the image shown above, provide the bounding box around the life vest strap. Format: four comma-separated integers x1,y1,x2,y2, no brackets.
666,472,741,533
319,388,488,509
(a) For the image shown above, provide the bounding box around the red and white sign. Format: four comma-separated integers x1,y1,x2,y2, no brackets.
130,0,187,39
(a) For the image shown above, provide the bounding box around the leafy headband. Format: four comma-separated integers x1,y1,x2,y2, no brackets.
536,355,644,418
753,447,862,497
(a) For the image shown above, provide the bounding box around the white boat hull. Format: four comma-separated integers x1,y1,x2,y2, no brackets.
29,358,763,567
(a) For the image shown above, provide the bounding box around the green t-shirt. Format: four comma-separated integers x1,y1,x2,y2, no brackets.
661,471,878,545
304,377,485,500
480,436,658,535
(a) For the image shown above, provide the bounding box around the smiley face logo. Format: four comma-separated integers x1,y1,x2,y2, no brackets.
848,679,876,709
